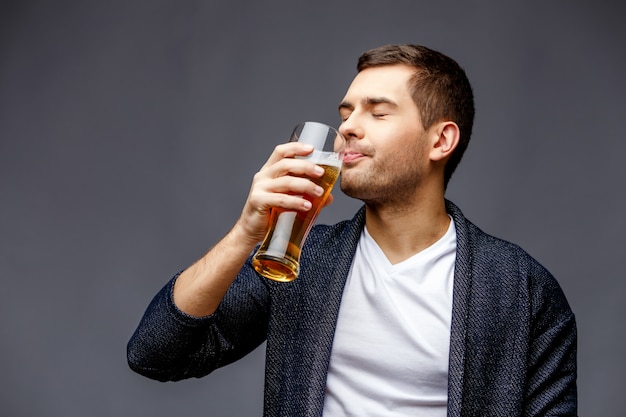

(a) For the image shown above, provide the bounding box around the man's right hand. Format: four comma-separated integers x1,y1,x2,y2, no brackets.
235,141,328,246
171,141,328,317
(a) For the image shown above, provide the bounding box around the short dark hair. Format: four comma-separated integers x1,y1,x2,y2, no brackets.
357,44,475,188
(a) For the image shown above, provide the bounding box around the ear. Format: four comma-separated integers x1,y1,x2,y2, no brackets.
429,121,460,162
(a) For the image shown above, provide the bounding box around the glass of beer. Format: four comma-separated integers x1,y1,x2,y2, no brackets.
252,122,345,282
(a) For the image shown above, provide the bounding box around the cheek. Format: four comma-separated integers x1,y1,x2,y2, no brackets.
384,130,425,161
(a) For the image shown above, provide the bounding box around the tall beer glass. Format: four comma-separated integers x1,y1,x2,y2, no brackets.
252,122,345,282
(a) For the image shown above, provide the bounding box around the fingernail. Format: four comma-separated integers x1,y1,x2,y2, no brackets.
303,200,312,210
314,166,325,175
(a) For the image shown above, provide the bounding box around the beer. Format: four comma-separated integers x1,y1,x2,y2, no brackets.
252,161,341,282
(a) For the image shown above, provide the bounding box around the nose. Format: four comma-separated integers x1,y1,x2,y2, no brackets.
339,114,364,140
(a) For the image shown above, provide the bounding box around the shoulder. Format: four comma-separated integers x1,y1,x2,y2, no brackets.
447,199,550,275
446,200,575,320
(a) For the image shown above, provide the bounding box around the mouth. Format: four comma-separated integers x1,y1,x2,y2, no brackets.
343,151,366,164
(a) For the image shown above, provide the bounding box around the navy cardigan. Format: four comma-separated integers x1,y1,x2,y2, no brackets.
128,200,577,416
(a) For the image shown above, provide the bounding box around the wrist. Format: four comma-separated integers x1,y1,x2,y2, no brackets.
230,219,264,251
229,211,267,249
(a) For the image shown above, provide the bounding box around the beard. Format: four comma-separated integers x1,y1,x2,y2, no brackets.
340,155,425,207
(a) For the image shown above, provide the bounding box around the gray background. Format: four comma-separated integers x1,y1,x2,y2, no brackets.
1,1,624,416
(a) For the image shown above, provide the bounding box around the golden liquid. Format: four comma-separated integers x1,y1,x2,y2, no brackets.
252,164,341,282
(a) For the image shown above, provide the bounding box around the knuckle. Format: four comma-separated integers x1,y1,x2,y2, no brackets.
276,194,289,208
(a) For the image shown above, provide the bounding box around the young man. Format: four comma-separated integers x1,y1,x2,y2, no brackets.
128,44,577,416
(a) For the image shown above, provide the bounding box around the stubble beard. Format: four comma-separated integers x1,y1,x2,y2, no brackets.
340,158,424,209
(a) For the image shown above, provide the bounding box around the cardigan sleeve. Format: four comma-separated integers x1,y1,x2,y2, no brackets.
524,262,578,416
127,264,270,382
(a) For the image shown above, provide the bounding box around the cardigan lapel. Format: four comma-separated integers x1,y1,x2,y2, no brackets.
445,200,473,417
286,207,366,416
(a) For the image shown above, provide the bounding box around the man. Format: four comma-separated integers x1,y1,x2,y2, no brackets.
127,44,577,416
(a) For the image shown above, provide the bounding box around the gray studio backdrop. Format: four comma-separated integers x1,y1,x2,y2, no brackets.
1,1,624,416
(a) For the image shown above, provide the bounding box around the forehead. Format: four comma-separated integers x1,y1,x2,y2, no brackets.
341,64,416,104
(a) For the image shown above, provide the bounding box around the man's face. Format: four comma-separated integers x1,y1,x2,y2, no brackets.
338,64,430,205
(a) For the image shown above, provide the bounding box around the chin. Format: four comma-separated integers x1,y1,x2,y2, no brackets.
340,179,374,202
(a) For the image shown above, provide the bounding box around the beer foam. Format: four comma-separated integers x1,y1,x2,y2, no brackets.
305,150,343,167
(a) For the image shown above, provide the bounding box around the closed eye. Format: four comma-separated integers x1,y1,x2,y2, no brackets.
338,101,353,122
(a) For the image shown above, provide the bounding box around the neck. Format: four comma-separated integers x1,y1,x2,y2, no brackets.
364,194,450,264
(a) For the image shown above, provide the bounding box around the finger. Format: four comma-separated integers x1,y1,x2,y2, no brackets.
257,175,325,202
262,142,315,168
258,158,325,182
261,193,315,212
247,175,324,214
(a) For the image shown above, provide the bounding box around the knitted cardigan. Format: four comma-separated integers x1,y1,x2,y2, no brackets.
128,200,577,416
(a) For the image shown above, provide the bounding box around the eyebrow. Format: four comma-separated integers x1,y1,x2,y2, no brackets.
338,96,398,112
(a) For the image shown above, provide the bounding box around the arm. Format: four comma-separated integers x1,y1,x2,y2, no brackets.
127,142,329,380
524,265,578,416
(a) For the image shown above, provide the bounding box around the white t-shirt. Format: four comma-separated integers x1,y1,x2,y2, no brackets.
322,219,457,417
